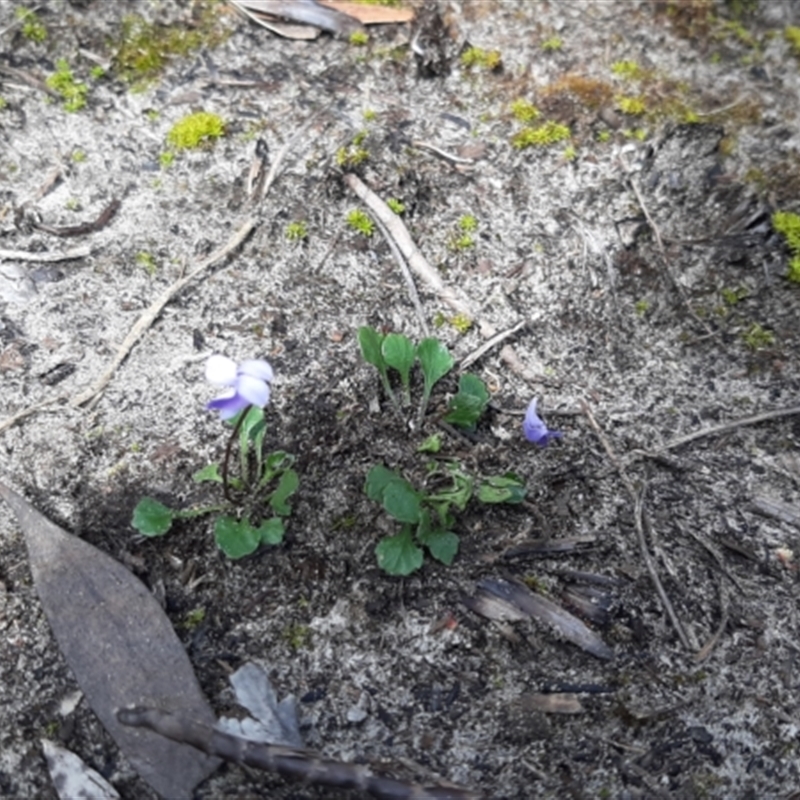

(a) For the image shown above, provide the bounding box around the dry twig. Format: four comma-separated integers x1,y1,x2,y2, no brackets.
625,175,713,335
0,245,92,262
370,212,430,337
70,218,258,410
581,400,692,652
343,174,546,382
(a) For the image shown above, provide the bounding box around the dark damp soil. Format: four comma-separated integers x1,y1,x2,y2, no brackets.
2,1,800,798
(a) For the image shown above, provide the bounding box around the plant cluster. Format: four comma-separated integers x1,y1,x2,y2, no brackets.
449,215,478,250
358,326,530,574
512,121,571,149
46,59,89,112
346,209,374,236
15,6,46,42
132,357,298,559
166,112,225,150
460,46,502,72
112,12,228,89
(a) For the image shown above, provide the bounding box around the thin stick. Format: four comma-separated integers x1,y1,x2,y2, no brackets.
343,174,546,384
581,400,692,652
459,321,527,371
626,176,713,335
0,396,66,435
0,245,92,262
656,405,800,452
693,578,729,664
371,212,430,337
70,218,257,410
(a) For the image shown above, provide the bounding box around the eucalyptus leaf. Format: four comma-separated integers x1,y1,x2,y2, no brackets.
375,526,425,576
131,498,174,537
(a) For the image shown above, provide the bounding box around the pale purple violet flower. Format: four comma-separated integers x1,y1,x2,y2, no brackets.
523,398,562,447
205,355,274,420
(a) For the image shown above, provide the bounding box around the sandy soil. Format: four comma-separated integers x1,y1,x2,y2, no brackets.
2,1,800,798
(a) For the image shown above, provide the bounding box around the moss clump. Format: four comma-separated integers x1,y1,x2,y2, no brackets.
285,221,308,241
611,59,645,80
772,210,800,283
510,98,540,122
167,112,225,150
616,95,647,115
46,59,88,112
512,121,570,149
743,322,774,350
786,27,800,57
386,198,405,215
16,7,46,42
112,11,228,89
349,30,369,46
461,46,502,71
541,36,563,51
346,209,374,237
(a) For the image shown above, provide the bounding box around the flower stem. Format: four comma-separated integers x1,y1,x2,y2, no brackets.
222,407,249,503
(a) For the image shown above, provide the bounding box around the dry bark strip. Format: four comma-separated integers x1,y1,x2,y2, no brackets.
117,706,481,800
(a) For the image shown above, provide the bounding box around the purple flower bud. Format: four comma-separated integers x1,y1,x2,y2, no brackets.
523,398,562,447
205,355,274,420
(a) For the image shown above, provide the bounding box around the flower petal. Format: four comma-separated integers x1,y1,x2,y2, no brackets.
239,359,274,384
207,392,250,420
236,374,271,408
205,355,238,386
523,398,562,447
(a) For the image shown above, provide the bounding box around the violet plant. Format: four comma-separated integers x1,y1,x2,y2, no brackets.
131,356,298,559
358,326,528,575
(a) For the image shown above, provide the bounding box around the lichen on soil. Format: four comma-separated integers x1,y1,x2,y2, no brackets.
1,0,800,798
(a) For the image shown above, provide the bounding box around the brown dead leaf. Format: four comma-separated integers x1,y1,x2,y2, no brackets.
319,0,414,24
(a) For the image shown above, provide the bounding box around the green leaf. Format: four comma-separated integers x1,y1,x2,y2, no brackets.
131,498,174,536
365,464,397,501
256,517,284,545
417,337,454,392
416,337,454,423
426,466,473,512
477,475,527,504
192,463,223,483
239,405,266,451
418,528,459,566
269,469,299,516
214,516,260,559
444,373,490,429
259,450,295,487
417,433,442,453
381,333,415,404
382,478,422,523
358,326,386,369
375,526,424,575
